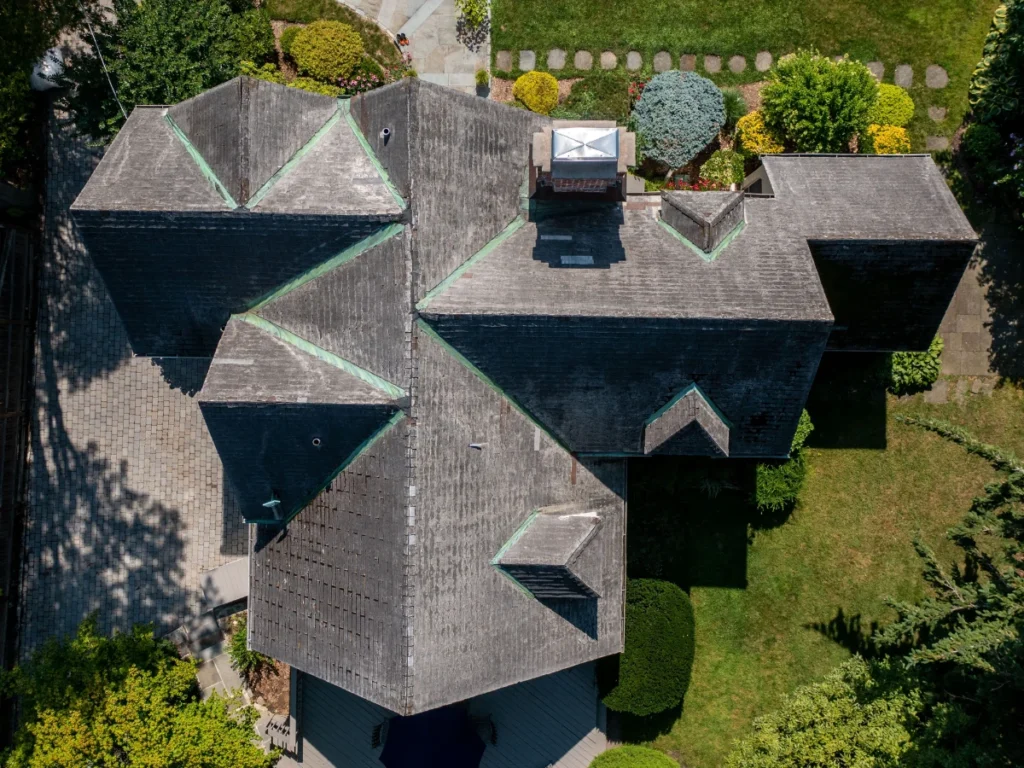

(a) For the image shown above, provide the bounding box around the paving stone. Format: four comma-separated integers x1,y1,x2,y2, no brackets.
866,61,884,81
653,51,672,72
680,54,696,71
928,106,948,122
923,379,948,404
574,50,593,70
519,50,536,71
704,54,721,73
894,64,913,88
626,51,642,71
728,55,746,73
548,48,566,70
448,72,476,88
755,51,772,71
197,660,221,690
925,64,949,89
496,50,512,71
214,653,247,694
600,51,617,70
926,135,950,151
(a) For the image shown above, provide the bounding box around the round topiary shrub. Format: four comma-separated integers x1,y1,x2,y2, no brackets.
889,335,944,395
700,149,745,186
602,579,695,717
868,83,915,127
590,745,680,768
513,71,559,115
291,20,364,82
761,51,878,152
280,25,301,57
863,124,911,154
631,70,724,170
735,110,785,156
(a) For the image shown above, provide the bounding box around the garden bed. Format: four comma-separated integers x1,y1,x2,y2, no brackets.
266,0,404,69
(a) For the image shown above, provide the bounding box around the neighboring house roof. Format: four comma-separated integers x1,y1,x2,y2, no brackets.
71,76,977,717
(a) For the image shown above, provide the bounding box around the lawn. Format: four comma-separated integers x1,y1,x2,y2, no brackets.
491,0,999,147
625,361,1024,767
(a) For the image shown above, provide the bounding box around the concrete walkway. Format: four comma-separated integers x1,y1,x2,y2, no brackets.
339,0,487,93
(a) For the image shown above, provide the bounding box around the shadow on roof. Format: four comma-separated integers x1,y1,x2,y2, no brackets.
529,203,626,269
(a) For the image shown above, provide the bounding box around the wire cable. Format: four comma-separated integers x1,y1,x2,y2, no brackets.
78,1,128,121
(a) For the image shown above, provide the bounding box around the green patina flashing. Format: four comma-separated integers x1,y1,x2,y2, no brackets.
247,223,405,311
416,318,567,452
341,99,407,211
251,409,406,527
490,509,540,598
165,113,239,209
644,381,733,429
416,217,526,310
237,313,407,399
245,109,342,210
658,218,746,263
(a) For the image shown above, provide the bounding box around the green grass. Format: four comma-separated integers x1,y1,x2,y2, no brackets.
491,0,999,146
626,371,1024,767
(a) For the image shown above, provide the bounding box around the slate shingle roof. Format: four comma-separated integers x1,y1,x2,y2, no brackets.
71,77,976,716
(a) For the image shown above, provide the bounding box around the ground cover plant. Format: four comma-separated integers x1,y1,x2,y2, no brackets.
490,0,1000,148
625,370,1024,767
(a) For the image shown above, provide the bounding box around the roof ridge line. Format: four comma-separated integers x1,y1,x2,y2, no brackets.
265,409,406,527
244,106,343,210
247,222,405,311
416,318,567,451
658,217,745,263
238,313,407,399
490,509,540,598
416,216,526,310
342,99,407,211
164,113,239,209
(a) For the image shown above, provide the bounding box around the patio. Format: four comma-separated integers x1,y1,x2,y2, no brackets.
279,662,608,768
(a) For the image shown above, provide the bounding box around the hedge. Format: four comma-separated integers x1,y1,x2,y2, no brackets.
590,746,680,768
602,579,694,717
754,409,813,514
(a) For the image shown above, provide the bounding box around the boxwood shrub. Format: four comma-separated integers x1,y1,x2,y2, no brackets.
755,409,813,514
291,20,364,81
590,745,680,768
889,335,944,395
602,579,695,717
867,83,915,127
631,70,724,169
700,149,745,185
512,70,559,114
279,24,301,56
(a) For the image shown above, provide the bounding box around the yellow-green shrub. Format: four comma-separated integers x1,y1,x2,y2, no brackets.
864,124,911,154
735,110,784,155
291,20,364,82
868,83,915,127
512,71,559,115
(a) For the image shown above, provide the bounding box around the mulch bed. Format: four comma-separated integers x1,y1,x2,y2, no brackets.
489,77,581,105
249,660,291,715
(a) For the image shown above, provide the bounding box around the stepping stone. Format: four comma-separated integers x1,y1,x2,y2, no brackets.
680,54,696,71
519,50,536,71
600,51,617,70
729,55,746,73
926,135,950,151
866,61,884,81
626,51,643,71
755,51,772,72
653,51,672,72
894,64,913,88
928,106,947,122
548,49,566,70
496,51,512,71
574,50,593,70
704,54,721,73
832,55,844,63
925,64,949,88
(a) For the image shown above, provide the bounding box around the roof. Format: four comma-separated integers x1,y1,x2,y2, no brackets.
71,76,977,717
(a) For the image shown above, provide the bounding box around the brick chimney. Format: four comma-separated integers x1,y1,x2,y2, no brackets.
531,121,636,200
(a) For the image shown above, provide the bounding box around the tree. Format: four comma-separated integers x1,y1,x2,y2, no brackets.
0,615,278,768
761,51,878,152
61,0,257,141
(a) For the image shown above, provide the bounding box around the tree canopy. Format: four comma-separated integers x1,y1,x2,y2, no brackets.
1,615,278,768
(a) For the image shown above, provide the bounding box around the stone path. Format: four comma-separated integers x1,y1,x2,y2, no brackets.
19,108,247,656
335,0,487,93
